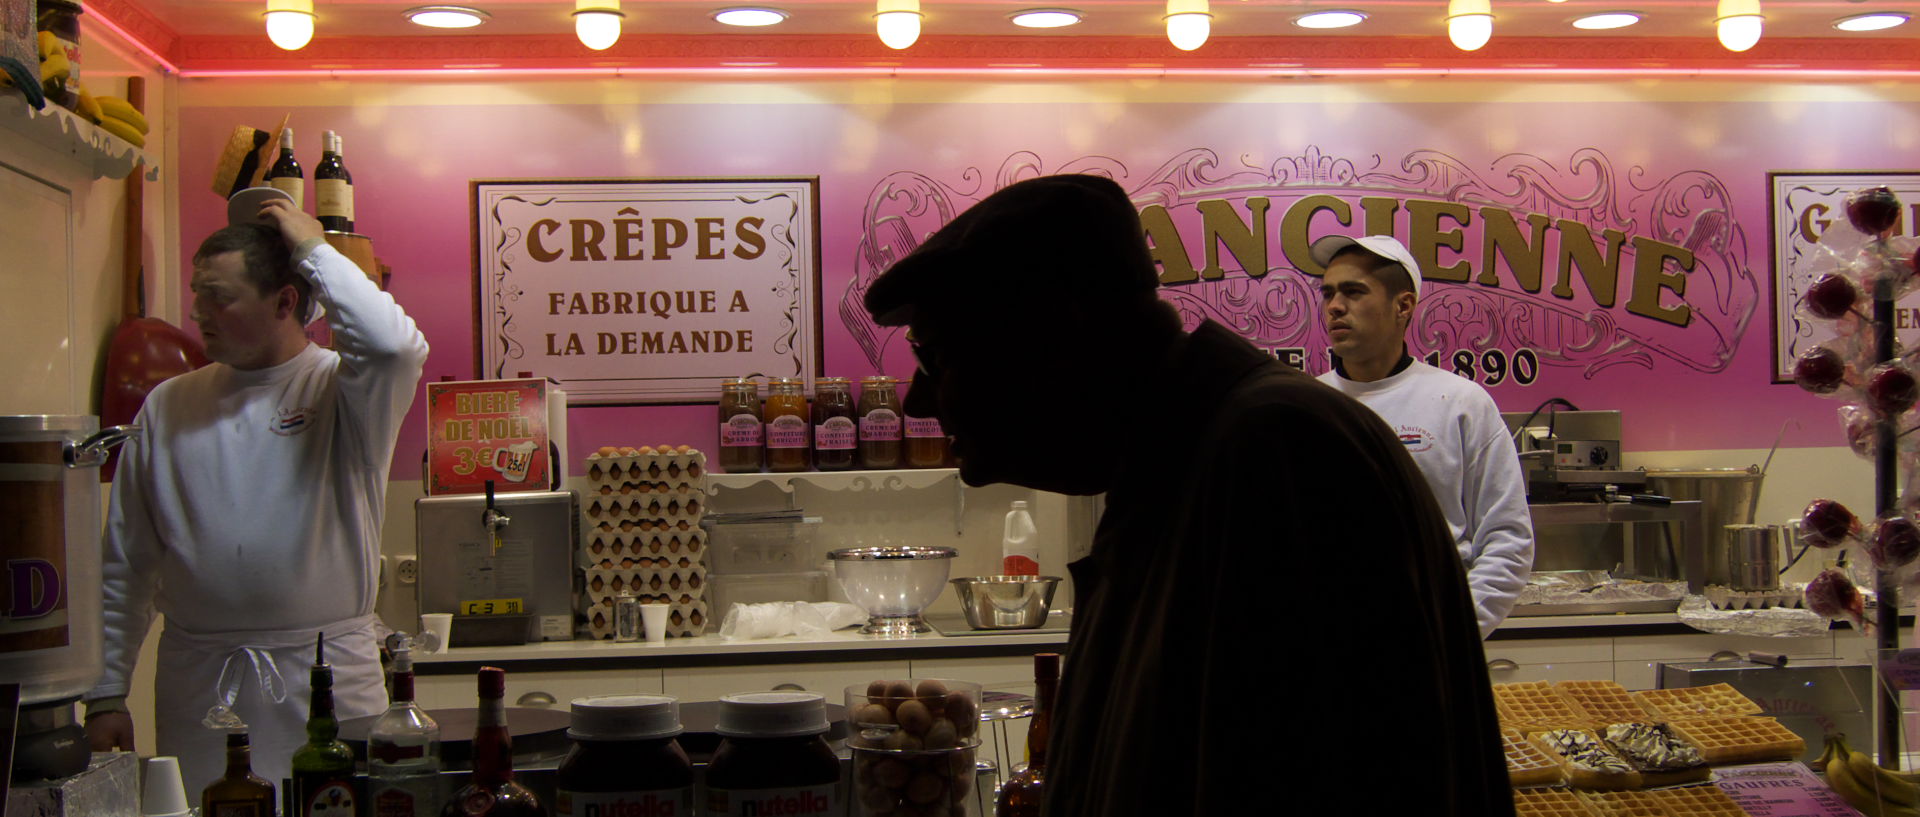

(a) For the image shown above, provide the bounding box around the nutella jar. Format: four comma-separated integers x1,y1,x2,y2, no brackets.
706,692,841,817
812,377,857,472
765,377,811,473
556,695,694,817
857,376,902,470
718,378,765,473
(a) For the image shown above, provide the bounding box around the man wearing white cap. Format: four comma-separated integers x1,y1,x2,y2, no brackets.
1312,234,1534,638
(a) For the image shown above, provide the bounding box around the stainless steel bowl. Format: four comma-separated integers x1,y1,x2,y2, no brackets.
950,576,1061,630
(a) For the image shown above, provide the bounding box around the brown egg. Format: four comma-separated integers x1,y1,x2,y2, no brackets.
690,611,704,627
915,679,948,705
943,693,977,735
676,444,692,453
596,446,619,457
689,463,705,478
923,718,958,750
874,757,912,788
638,445,656,456
855,703,894,727
886,680,915,707
867,680,890,700
598,484,612,495
882,729,922,751
895,700,933,735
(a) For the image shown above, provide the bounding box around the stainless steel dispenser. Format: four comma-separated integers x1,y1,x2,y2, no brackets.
415,489,579,643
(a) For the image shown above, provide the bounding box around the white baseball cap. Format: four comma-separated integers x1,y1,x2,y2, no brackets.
1309,234,1423,295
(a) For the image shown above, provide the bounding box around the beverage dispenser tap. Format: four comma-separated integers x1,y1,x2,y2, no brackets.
482,480,511,556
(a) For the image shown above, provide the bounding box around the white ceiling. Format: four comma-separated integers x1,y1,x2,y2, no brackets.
129,0,1918,41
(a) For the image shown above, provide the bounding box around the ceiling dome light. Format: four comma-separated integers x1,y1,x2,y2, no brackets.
875,0,922,49
574,0,624,50
1447,0,1493,50
1293,9,1366,28
1716,0,1762,51
1009,8,1082,27
1572,11,1639,29
405,5,489,28
713,6,788,26
1165,0,1211,50
264,0,315,50
1834,11,1908,31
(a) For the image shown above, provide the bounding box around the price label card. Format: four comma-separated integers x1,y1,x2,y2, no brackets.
1880,648,1920,691
459,598,525,616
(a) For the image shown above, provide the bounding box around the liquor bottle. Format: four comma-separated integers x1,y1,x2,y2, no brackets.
315,130,355,233
995,652,1060,817
371,637,442,817
292,633,359,817
201,730,276,817
442,667,544,817
265,127,304,207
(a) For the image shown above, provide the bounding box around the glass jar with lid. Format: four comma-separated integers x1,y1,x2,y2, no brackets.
812,377,857,471
764,377,810,473
902,378,949,469
857,376,902,470
718,377,764,474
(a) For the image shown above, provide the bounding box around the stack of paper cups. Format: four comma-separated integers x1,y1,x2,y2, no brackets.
141,756,192,817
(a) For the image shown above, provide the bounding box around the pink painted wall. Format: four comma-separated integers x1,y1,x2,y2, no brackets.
174,81,1920,479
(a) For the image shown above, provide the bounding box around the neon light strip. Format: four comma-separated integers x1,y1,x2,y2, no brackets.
176,64,1920,80
84,8,181,74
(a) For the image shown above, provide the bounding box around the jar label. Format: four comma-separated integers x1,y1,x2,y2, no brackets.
767,415,809,449
557,787,694,817
708,785,837,817
904,416,944,438
860,409,902,442
720,414,763,446
815,416,857,450
316,179,355,221
269,177,305,207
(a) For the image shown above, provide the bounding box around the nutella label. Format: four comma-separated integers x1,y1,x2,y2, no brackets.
721,414,764,446
708,784,837,817
904,416,944,438
767,415,809,449
814,416,856,450
557,788,694,817
859,409,902,442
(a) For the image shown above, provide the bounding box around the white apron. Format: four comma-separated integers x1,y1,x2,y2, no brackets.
154,614,388,795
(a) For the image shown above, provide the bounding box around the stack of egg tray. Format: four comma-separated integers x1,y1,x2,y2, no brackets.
581,447,709,638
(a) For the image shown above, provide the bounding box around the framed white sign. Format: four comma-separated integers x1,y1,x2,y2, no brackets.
472,177,822,404
1768,170,1920,383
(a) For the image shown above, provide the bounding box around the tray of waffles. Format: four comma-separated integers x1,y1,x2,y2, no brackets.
1506,728,1567,787
1496,681,1597,730
1514,787,1602,817
1574,790,1667,817
1644,783,1749,816
1555,681,1658,726
1664,716,1804,765
1531,729,1642,790
1631,684,1763,721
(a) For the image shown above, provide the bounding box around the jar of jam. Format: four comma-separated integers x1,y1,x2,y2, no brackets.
706,692,840,817
557,695,694,817
902,379,949,469
812,377,857,471
764,377,811,473
857,376,902,470
718,378,764,473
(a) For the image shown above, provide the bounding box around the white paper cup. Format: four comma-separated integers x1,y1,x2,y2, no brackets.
141,756,191,817
421,613,454,653
640,603,671,642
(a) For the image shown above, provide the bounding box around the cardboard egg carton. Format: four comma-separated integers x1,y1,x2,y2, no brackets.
584,566,709,602
584,447,708,489
581,588,711,639
583,536,708,567
584,494,706,524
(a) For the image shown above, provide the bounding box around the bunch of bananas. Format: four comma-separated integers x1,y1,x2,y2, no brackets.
88,94,149,147
1824,734,1920,817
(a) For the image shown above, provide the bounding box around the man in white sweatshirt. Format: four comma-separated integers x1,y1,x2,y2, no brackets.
1313,234,1533,638
82,197,428,794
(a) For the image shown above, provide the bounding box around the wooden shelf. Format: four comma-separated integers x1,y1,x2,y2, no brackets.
0,90,156,180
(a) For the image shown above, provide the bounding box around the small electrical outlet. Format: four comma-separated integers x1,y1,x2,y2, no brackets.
396,555,420,585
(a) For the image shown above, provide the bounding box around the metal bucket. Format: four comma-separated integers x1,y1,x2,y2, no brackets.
1644,466,1764,587
1724,524,1783,591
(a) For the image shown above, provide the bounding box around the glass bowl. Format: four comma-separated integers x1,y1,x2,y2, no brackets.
828,546,956,635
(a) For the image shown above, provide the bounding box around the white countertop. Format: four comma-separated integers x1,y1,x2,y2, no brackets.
412,626,1070,665
1498,612,1683,630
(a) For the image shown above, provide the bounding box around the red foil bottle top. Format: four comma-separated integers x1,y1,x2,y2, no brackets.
478,666,506,699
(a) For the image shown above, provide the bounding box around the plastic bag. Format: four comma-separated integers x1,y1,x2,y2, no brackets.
719,601,867,640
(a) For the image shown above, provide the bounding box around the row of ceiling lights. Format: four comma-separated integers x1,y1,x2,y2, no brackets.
260,0,1913,55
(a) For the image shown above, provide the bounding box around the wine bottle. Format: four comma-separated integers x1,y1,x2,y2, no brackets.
265,127,304,207
291,633,359,817
371,637,442,817
442,667,544,817
202,730,276,817
315,130,355,233
995,652,1060,817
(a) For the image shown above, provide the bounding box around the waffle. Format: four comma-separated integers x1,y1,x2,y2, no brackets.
1507,728,1567,787
1576,790,1667,817
1497,681,1595,729
1599,722,1710,788
1645,784,1749,816
1515,787,1601,817
1557,681,1657,725
1534,729,1643,790
1632,684,1763,720
1666,717,1805,765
